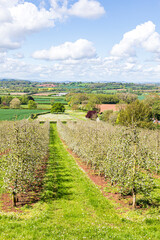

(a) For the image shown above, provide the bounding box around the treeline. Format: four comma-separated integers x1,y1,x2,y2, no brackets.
0,79,38,93
66,92,137,110
0,95,37,109
99,100,154,128
0,120,49,206
99,95,160,128
57,120,160,207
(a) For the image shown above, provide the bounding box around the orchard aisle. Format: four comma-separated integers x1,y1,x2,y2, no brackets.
0,124,159,239
44,124,159,240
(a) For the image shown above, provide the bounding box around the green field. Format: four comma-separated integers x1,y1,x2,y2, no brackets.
0,124,160,239
0,109,49,121
34,96,67,105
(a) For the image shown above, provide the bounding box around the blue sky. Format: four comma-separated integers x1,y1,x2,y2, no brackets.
1,0,160,83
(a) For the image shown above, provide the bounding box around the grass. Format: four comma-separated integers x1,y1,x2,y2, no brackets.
0,124,160,239
34,96,67,105
21,104,51,110
0,109,49,121
65,109,87,120
36,109,87,121
37,113,73,122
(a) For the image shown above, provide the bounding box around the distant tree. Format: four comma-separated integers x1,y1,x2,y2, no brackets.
85,95,101,111
117,100,153,128
145,94,160,106
20,95,35,105
1,96,13,106
0,96,1,104
152,101,160,120
20,95,29,105
28,100,37,109
51,103,65,113
69,93,88,107
117,93,137,103
10,98,21,109
99,110,113,122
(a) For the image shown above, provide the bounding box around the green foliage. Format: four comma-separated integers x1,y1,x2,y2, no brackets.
1,96,13,107
1,120,49,206
51,103,65,113
10,98,21,109
30,113,37,119
67,93,137,111
20,95,29,104
144,94,160,106
99,110,113,122
0,123,160,239
117,93,137,103
57,120,159,207
28,100,37,109
152,100,160,120
117,100,153,128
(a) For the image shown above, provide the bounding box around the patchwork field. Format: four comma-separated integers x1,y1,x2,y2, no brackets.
34,96,67,105
0,109,48,121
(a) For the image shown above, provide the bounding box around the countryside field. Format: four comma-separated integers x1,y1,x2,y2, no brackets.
0,85,160,239
0,109,49,121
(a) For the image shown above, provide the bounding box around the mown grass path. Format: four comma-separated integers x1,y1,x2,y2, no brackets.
0,124,160,239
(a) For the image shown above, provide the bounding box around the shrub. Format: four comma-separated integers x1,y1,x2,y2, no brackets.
28,100,37,109
51,103,65,113
10,98,21,109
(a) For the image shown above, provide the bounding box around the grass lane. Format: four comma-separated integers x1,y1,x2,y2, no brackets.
0,124,159,239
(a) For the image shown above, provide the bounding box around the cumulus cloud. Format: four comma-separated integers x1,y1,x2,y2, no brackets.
32,39,97,60
0,2,56,50
68,0,105,19
111,21,160,58
0,6,12,23
0,0,105,51
49,0,105,19
1,51,160,82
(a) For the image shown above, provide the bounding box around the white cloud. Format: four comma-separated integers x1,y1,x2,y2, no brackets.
10,3,55,31
111,21,160,58
0,6,12,23
32,39,97,60
1,51,160,82
0,2,56,50
68,0,105,19
12,52,24,59
0,0,105,51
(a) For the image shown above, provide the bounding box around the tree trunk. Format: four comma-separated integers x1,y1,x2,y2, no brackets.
13,191,17,207
132,189,136,208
